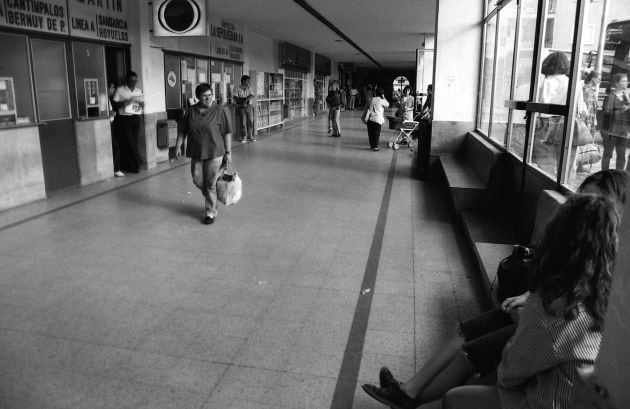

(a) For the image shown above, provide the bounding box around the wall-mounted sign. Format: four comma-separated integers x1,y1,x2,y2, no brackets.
0,0,68,35
68,0,129,43
167,71,177,87
208,16,244,61
153,0,206,37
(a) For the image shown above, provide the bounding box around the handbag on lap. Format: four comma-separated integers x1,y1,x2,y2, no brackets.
496,245,536,302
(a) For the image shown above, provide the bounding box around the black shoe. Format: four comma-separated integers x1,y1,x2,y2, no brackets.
337,133,341,137
373,147,380,151
203,216,214,225
362,383,415,409
379,367,402,388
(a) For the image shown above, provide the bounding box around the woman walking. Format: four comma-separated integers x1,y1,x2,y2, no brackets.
366,87,389,151
175,83,233,225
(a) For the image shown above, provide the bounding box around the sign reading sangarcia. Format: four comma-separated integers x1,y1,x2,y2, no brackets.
68,0,129,43
0,0,68,34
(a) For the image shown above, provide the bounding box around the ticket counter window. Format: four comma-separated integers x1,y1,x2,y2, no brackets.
73,43,108,118
0,33,35,125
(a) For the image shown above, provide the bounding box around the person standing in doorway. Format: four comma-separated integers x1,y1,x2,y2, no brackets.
326,82,343,137
176,83,233,225
113,71,144,173
234,75,256,142
108,82,124,177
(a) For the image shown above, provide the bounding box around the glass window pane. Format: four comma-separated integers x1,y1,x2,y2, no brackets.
507,0,538,158
0,33,34,124
31,39,71,121
479,17,497,135
210,60,222,102
181,56,195,107
73,43,107,118
196,58,208,84
489,1,518,145
572,0,630,189
528,1,577,182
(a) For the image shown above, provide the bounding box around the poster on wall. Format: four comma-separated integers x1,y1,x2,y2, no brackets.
153,0,206,37
0,0,68,35
68,0,130,43
208,16,244,61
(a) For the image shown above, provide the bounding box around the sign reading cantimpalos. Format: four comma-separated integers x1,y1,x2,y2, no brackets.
68,0,130,43
153,0,206,37
0,0,68,34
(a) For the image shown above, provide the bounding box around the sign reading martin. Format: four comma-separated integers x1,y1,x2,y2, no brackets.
0,0,68,35
69,0,129,43
153,0,205,37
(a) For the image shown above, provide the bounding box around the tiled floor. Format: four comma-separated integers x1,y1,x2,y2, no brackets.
0,111,486,409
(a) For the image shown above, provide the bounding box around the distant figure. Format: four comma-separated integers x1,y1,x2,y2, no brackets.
326,82,343,137
421,84,432,121
349,86,358,110
602,73,630,170
364,84,374,108
113,71,144,173
366,87,390,151
582,71,600,135
234,75,256,142
175,83,233,225
399,86,415,121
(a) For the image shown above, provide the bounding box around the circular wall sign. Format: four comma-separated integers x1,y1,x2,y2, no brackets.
157,0,201,34
167,71,177,88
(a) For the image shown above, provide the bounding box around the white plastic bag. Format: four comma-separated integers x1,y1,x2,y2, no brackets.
216,166,242,206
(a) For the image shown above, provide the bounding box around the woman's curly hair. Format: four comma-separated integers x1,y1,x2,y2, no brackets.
541,51,570,76
534,194,619,330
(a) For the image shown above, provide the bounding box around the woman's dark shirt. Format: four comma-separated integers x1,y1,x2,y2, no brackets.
183,103,233,160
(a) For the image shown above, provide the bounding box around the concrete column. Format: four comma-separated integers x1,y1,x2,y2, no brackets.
432,0,484,154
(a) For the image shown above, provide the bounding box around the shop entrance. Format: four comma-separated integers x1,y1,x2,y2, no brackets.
31,39,79,194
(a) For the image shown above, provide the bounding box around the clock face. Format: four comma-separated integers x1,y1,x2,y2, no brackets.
167,71,177,88
157,0,202,34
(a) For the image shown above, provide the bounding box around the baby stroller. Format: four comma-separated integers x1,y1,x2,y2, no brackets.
386,115,419,150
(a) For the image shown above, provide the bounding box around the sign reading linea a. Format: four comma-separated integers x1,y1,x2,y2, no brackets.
0,0,68,35
153,0,206,37
69,0,130,43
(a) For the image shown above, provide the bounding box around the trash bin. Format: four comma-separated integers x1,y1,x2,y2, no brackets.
157,119,177,148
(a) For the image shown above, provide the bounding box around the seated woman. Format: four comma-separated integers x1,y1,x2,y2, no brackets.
362,191,622,409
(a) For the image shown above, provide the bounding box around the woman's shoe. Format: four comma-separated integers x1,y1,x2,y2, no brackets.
379,367,402,388
362,383,415,409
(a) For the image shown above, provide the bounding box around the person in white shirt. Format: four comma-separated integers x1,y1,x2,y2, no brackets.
113,71,144,173
349,86,358,110
366,87,390,151
532,52,587,185
234,75,255,142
